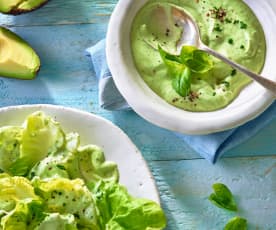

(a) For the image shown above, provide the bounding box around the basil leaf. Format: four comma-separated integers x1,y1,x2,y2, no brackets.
158,45,185,76
158,45,182,63
186,50,213,73
180,45,196,62
208,183,238,211
224,217,247,230
172,67,191,97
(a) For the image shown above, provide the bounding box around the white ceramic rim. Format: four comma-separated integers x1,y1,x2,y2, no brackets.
106,0,275,135
0,104,160,203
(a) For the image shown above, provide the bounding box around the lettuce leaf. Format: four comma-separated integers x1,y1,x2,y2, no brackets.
89,180,166,230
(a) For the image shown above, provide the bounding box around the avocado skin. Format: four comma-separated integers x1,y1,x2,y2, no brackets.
0,0,49,15
0,27,41,80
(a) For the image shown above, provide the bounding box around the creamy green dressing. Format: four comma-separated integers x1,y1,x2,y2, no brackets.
131,0,266,111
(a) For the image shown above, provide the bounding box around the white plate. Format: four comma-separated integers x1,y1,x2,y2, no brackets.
106,0,276,135
0,104,160,203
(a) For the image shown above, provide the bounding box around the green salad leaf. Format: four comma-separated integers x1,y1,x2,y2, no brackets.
208,183,238,211
224,216,247,230
33,177,99,229
0,111,66,176
159,45,213,97
0,126,23,173
0,174,40,212
0,111,167,229
89,180,166,230
34,213,78,230
1,200,46,230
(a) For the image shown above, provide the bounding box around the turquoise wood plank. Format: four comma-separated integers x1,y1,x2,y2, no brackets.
151,156,276,229
0,0,116,27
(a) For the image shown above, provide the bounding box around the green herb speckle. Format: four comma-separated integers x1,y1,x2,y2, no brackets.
240,21,247,29
228,38,234,45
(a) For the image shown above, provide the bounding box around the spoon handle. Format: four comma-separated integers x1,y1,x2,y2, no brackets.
200,44,276,96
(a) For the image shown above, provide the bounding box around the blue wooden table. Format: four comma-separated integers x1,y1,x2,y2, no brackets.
1,1,276,229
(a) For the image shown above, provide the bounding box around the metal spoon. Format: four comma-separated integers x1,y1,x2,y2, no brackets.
171,6,276,95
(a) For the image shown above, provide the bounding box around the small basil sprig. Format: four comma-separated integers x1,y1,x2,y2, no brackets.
224,216,247,230
158,45,213,97
172,68,191,97
208,183,238,211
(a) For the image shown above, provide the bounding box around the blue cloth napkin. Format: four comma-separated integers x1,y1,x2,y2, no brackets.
86,39,276,163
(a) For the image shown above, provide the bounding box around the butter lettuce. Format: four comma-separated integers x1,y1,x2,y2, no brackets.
0,111,166,229
34,213,78,230
1,200,46,230
0,173,45,229
0,173,40,212
0,126,23,173
0,111,65,176
75,145,119,183
33,177,99,229
89,180,166,230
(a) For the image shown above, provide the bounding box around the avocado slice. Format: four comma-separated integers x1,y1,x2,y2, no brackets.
0,27,40,79
0,0,48,15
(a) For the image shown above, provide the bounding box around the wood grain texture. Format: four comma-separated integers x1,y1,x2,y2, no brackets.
0,0,116,26
0,0,275,229
151,157,276,230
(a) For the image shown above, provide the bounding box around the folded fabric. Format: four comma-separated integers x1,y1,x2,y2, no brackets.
86,39,276,163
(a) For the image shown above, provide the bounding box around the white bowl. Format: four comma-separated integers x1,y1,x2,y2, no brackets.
0,104,160,203
106,0,276,135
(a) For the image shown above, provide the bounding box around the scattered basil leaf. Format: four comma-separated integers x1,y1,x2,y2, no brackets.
224,217,247,230
208,183,238,211
185,50,213,73
172,67,191,97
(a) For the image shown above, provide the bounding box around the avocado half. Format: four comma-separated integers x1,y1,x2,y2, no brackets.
0,27,40,80
0,0,48,15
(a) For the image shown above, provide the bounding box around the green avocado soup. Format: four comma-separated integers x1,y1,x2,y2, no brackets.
131,0,266,111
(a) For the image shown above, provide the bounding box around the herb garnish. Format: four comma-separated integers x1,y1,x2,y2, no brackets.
208,183,237,211
214,24,223,32
231,69,237,76
172,68,192,97
208,6,227,22
240,21,247,29
158,45,213,97
228,38,234,45
224,216,247,230
222,81,230,88
225,18,232,23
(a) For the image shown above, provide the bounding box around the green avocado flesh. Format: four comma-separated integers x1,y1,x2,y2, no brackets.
131,0,266,111
0,27,40,80
0,0,48,14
